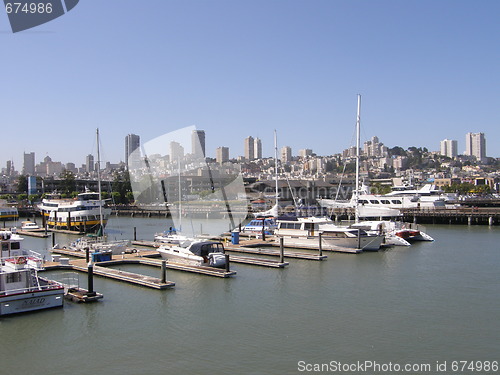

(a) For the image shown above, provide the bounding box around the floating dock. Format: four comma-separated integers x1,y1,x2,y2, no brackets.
224,245,328,261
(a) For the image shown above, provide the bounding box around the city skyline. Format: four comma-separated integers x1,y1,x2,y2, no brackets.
2,1,500,169
3,129,494,175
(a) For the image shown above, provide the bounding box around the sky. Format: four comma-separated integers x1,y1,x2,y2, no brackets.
1,0,499,170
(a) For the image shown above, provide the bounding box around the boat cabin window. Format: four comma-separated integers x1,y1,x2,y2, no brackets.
369,200,379,204
380,200,391,204
359,200,369,204
2,243,8,251
391,200,402,204
6,272,23,283
304,223,315,230
279,222,301,230
11,242,20,250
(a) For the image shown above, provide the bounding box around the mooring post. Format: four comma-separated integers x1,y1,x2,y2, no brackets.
133,227,137,241
279,237,284,263
85,248,90,263
225,254,230,272
318,232,323,257
87,262,96,296
261,224,266,241
161,260,167,283
52,232,56,248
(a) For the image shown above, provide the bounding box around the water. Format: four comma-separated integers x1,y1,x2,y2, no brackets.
1,218,499,375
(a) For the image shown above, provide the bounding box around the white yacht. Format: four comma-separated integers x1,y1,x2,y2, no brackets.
38,190,111,233
275,217,385,252
242,217,278,235
157,240,227,268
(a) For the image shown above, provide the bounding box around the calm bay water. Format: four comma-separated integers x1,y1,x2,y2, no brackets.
1,218,499,375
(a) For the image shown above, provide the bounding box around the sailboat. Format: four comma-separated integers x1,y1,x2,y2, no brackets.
64,129,129,254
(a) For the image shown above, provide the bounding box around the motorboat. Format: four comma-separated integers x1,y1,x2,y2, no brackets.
157,240,227,268
275,217,385,252
38,190,111,233
349,220,433,244
0,231,64,316
0,200,18,221
242,217,278,235
0,255,64,316
21,220,40,230
154,227,189,244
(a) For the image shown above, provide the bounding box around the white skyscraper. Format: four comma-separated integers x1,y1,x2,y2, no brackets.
254,137,262,160
465,132,486,160
440,139,458,158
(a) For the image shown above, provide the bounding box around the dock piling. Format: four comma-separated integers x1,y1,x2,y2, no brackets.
225,254,230,272
279,237,284,263
318,233,323,257
161,260,167,283
87,262,96,297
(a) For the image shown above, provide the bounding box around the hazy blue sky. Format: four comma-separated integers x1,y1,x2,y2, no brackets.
2,0,499,170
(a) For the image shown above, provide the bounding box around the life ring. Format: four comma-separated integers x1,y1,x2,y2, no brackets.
16,256,27,264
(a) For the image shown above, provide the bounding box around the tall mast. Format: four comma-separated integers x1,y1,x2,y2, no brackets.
96,128,104,233
274,129,279,207
355,94,361,223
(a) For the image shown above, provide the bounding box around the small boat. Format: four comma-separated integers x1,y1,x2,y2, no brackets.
1,231,64,316
157,240,227,268
66,235,131,255
21,220,40,230
242,217,278,235
154,227,189,244
0,256,64,316
0,200,18,221
275,217,385,252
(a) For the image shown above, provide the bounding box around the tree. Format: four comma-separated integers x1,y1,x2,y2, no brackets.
59,170,76,194
16,175,28,193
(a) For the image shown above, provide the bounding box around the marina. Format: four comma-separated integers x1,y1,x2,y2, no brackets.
0,217,498,375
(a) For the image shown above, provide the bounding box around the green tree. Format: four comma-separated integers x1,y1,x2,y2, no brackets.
16,175,28,193
59,170,76,195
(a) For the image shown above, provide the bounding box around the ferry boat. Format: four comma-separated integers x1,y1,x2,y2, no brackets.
275,217,385,252
157,240,227,268
0,230,65,316
38,190,111,233
0,200,18,221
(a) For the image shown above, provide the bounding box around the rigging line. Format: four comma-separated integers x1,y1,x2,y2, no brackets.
206,160,235,230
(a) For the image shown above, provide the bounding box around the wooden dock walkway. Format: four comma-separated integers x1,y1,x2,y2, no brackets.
224,245,328,261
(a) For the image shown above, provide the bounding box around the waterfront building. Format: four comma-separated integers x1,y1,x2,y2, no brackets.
192,130,206,158
125,134,140,168
440,139,458,158
244,136,254,161
216,147,229,164
464,132,486,161
23,152,35,175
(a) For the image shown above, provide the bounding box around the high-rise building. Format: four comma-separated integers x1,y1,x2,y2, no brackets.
254,137,262,160
192,130,206,158
170,141,184,161
244,136,254,161
23,152,35,175
86,154,95,173
125,134,140,168
216,147,229,164
299,149,313,158
465,132,486,160
281,146,292,163
440,139,458,158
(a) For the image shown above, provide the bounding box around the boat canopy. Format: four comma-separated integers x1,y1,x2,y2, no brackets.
184,241,224,257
